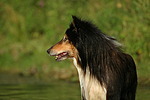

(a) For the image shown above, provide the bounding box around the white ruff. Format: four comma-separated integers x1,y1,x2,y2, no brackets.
73,58,106,100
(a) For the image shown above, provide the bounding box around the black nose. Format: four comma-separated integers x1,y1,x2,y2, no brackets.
47,49,50,54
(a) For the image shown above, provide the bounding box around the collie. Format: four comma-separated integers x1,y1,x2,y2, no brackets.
47,16,137,100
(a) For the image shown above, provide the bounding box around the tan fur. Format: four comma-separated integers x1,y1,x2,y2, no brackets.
50,35,78,59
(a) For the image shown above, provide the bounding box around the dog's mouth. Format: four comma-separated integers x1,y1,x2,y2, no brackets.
51,52,68,61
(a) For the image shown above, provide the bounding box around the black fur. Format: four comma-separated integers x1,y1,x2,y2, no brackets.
66,16,137,100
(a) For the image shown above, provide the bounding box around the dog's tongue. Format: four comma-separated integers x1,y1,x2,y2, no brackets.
57,54,62,59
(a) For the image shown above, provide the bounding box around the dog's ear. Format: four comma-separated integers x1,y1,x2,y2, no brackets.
71,16,81,31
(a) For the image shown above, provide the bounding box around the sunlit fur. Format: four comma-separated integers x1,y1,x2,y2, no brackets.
47,35,78,61
47,16,137,100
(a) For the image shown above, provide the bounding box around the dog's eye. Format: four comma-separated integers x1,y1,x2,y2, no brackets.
63,37,68,41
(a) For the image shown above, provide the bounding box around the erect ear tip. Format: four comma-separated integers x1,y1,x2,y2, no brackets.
72,15,81,24
71,15,81,29
72,15,77,20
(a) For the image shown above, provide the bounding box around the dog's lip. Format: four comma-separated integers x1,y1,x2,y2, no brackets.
50,53,57,56
50,52,68,56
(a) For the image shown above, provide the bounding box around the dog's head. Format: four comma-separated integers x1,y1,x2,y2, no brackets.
47,16,104,62
47,16,81,61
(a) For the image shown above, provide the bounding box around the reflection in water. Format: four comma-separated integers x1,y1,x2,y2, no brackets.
0,73,149,100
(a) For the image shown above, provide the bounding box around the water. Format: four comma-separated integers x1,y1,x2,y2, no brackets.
0,82,80,100
0,73,80,100
0,73,149,100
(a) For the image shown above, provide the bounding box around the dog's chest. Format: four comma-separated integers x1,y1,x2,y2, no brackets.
73,58,106,100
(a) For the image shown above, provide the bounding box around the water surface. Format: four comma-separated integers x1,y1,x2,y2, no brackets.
0,73,149,100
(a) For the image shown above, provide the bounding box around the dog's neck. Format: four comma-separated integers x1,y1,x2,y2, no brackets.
72,57,106,100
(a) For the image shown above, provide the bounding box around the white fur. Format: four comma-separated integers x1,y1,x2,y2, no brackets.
73,58,106,100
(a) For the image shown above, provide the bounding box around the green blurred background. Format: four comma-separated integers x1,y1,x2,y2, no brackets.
0,0,149,84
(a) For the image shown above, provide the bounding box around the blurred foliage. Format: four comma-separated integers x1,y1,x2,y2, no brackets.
0,0,149,79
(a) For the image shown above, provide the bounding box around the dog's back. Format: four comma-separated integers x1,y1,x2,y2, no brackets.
106,53,137,100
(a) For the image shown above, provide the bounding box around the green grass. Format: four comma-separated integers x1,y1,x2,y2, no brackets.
0,0,149,80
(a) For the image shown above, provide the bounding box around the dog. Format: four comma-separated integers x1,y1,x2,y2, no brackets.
47,16,137,100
